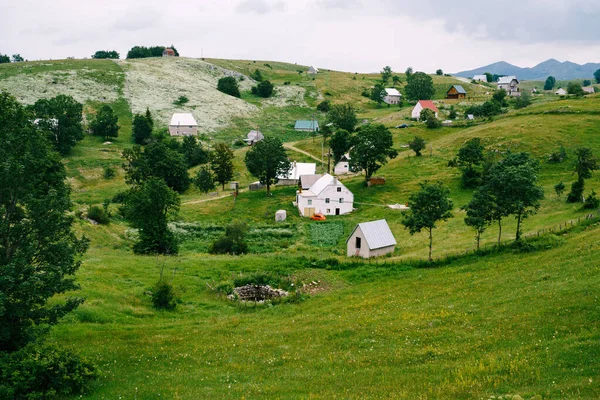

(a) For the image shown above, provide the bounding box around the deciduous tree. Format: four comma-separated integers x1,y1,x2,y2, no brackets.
567,147,598,203
217,76,241,98
181,135,208,168
194,166,216,193
210,143,235,191
409,136,426,157
544,76,556,90
90,104,119,141
327,103,358,132
405,72,434,101
330,129,352,164
594,69,600,84
457,138,485,188
370,83,386,106
244,137,290,195
380,66,392,84
462,188,496,250
30,95,84,155
349,124,398,181
132,113,152,144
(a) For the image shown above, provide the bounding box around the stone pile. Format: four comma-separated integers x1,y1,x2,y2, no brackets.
229,285,289,302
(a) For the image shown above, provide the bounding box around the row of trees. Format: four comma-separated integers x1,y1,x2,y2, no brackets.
126,45,179,59
92,50,119,59
0,53,24,63
370,66,435,106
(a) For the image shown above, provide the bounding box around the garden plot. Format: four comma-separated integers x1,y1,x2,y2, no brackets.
0,70,120,105
118,57,258,132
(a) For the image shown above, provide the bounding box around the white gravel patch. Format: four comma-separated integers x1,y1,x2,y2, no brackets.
0,70,119,105
263,85,306,107
118,57,258,132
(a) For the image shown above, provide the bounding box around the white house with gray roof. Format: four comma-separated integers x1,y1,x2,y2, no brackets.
296,173,353,217
497,76,520,96
383,88,402,104
347,219,396,258
169,113,198,136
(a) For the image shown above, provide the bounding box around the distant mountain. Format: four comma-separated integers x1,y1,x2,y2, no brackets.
454,59,600,81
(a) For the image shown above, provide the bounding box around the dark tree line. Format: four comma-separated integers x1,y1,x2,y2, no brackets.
126,45,179,59
92,50,120,59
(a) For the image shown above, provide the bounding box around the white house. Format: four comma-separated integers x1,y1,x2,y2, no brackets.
308,66,319,75
473,75,488,82
278,162,316,186
296,173,353,217
497,76,520,96
169,113,198,136
555,88,567,95
383,88,402,105
346,219,397,258
583,87,595,94
411,100,439,120
243,130,264,145
334,154,351,175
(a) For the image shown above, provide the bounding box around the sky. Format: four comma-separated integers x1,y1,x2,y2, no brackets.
2,0,600,73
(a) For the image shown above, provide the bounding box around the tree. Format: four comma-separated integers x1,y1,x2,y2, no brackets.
463,188,496,250
91,50,119,59
0,54,10,64
122,142,191,193
544,76,556,90
493,89,507,105
370,83,386,106
436,69,443,76
514,91,532,109
132,113,152,144
30,95,84,155
457,138,485,188
181,135,208,168
484,72,493,83
251,69,264,82
594,69,600,84
253,80,274,98
567,147,598,203
567,82,584,96
448,106,457,120
317,100,331,112
124,177,180,255
583,79,591,87
90,105,119,141
244,137,290,195
554,181,565,199
11,54,24,62
209,222,249,255
405,72,435,101
145,107,154,130
210,143,235,191
330,129,352,164
349,124,398,181
194,166,215,193
327,103,358,132
405,67,413,80
380,66,392,84
392,75,402,86
409,136,426,157
217,76,241,98
402,181,454,261
484,152,544,242
126,45,166,59
0,91,88,351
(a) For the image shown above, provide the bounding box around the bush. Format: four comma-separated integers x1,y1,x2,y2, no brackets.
426,116,441,129
584,190,600,209
0,342,97,399
253,80,274,98
209,222,248,255
173,95,189,106
461,167,481,189
103,166,116,179
152,280,179,310
317,100,331,112
548,146,567,163
217,76,241,98
567,179,585,203
250,69,263,82
111,190,128,203
87,205,110,224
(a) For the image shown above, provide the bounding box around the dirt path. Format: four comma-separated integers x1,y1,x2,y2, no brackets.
283,142,323,163
183,188,248,205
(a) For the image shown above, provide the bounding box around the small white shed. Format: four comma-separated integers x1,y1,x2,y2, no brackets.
555,88,567,95
347,219,397,258
308,66,319,75
275,210,287,222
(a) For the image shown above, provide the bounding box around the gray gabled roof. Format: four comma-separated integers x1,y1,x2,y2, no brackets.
450,85,467,94
299,174,322,190
347,219,396,250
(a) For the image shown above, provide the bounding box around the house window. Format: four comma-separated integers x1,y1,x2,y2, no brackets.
355,237,361,249
326,209,330,213
325,198,330,204
337,187,342,192
308,199,312,205
339,198,344,203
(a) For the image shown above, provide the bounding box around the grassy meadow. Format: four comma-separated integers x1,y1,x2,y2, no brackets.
1,57,600,398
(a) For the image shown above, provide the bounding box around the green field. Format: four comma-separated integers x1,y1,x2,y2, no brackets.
1,57,600,399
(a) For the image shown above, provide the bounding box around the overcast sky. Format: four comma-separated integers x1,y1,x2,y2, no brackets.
2,0,599,73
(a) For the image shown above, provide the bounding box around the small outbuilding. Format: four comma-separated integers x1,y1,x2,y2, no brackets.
275,210,287,222
169,113,198,136
555,88,567,95
243,130,264,145
295,120,319,132
384,88,402,104
334,154,351,175
582,86,595,94
473,75,487,82
446,85,467,100
346,219,396,258
308,66,319,75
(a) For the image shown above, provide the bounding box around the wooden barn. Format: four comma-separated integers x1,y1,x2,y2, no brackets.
446,85,467,100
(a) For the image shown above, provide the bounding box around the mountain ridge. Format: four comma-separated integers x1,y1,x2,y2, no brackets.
454,59,600,81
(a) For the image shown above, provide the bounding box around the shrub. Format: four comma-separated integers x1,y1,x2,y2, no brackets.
317,100,331,112
426,116,441,129
111,190,128,203
173,95,189,106
217,76,241,98
103,166,115,179
87,205,110,224
253,80,274,98
209,222,249,255
567,179,585,203
461,167,481,189
548,146,567,163
584,190,600,209
448,107,457,120
0,342,97,399
250,69,263,82
152,280,179,310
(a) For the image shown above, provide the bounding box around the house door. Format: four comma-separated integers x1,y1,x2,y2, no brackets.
355,237,361,249
304,208,315,217
335,208,340,215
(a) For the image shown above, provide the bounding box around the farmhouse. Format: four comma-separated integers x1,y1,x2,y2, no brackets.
295,120,319,132
473,75,487,82
299,174,322,190
296,173,353,217
334,154,351,175
278,162,316,186
308,66,319,75
446,85,467,100
243,130,264,145
555,88,567,95
346,219,397,258
162,48,176,57
497,76,520,96
383,88,402,105
168,113,198,136
583,87,595,94
411,100,439,120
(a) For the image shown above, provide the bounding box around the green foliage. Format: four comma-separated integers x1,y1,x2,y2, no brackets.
349,124,398,181
317,100,331,112
409,136,426,157
210,143,235,191
513,91,532,109
465,100,502,117
567,82,584,96
193,166,215,193
567,179,585,203
126,45,168,59
568,147,598,202
544,76,556,90
492,89,507,105
217,76,241,98
152,280,179,310
392,75,402,86
594,69,600,84
457,138,485,188
380,66,392,84
91,50,119,59
244,137,290,194
405,66,413,80
181,135,208,168
30,95,84,155
309,223,344,246
122,142,191,193
0,342,97,399
132,113,152,144
548,145,567,163
124,177,180,255
436,69,443,76
404,72,435,101
253,80,274,98
251,69,264,82
90,104,119,141
462,188,496,250
370,83,386,105
327,103,357,132
484,72,493,82
554,181,565,198
103,166,116,179
0,54,10,64
419,108,435,122
0,92,88,351
209,223,249,255
448,106,457,120
583,190,600,209
173,95,189,106
330,129,352,164
425,115,441,129
402,181,454,261
87,205,110,225
583,79,591,87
